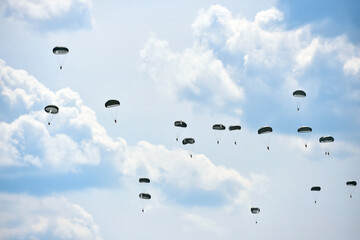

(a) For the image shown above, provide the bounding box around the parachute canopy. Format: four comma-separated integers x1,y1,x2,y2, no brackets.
298,126,312,133
105,99,120,108
293,90,306,98
139,193,151,199
182,138,195,145
213,124,226,130
229,125,241,131
174,121,187,128
346,181,357,186
53,46,69,55
311,186,321,191
258,126,272,135
319,136,334,143
44,105,59,114
251,207,260,214
139,178,150,183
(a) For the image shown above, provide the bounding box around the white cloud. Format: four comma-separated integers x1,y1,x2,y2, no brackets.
5,0,91,20
344,57,360,75
0,59,266,208
0,193,102,240
140,35,244,106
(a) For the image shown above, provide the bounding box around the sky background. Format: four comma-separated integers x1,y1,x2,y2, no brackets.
0,0,359,239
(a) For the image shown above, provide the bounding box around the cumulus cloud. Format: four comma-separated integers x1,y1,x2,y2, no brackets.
0,193,102,240
3,0,93,30
0,59,266,207
139,5,360,114
140,35,244,106
181,212,228,234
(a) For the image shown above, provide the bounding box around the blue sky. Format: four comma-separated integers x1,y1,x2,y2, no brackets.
0,0,359,239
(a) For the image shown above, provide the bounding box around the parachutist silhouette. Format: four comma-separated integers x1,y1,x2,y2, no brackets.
217,140,219,144
48,122,50,126
190,154,192,158
234,141,237,145
60,66,62,70
297,107,299,111
305,144,307,148
256,221,257,224
350,195,352,198
142,209,144,213
315,200,317,204
114,119,117,123
267,146,270,150
176,137,178,142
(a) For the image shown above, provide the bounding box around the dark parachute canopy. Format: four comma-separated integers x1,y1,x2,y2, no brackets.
139,178,150,183
258,126,272,135
44,105,59,114
229,125,241,131
212,124,226,130
53,46,69,55
346,181,357,186
319,136,334,143
311,186,321,191
139,193,151,199
105,99,120,108
293,90,306,98
182,138,195,145
297,126,312,133
251,207,260,214
174,121,187,128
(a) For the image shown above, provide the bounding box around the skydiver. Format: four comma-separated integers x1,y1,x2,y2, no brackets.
305,144,307,148
217,140,219,144
297,107,299,111
350,195,352,198
114,119,117,123
48,122,50,126
267,146,270,150
176,137,178,142
60,66,62,70
315,200,317,204
142,208,144,213
256,221,258,224
234,141,237,145
190,154,192,158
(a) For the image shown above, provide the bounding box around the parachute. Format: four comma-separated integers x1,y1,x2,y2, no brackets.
53,46,69,70
212,124,226,144
174,121,187,142
139,178,150,183
311,186,321,204
229,125,241,145
346,181,357,198
258,126,273,150
139,193,151,199
319,136,334,156
182,138,195,158
44,105,59,125
250,207,260,224
297,126,312,148
182,138,195,145
293,90,306,111
105,99,120,123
